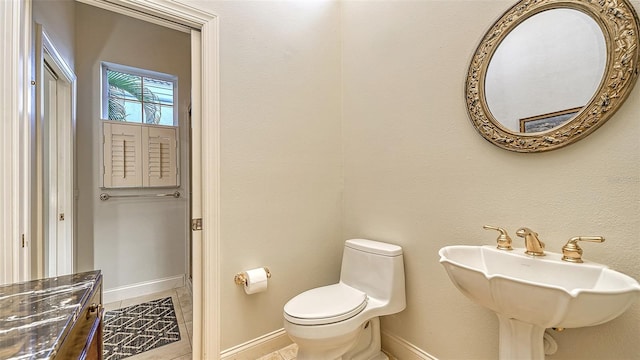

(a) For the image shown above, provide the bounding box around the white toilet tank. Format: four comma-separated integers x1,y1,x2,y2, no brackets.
340,239,406,314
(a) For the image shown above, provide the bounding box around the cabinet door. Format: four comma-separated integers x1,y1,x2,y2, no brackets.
55,280,103,359
80,308,103,360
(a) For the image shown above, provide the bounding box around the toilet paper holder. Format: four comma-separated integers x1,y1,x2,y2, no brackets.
234,267,272,286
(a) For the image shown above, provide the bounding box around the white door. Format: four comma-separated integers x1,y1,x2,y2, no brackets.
37,31,76,278
42,63,59,276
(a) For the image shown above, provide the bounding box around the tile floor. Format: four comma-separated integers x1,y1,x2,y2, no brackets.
256,343,298,360
105,290,396,360
257,345,398,360
104,286,300,359
104,287,193,360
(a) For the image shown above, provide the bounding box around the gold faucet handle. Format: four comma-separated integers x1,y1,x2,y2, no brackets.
483,225,513,251
561,236,605,263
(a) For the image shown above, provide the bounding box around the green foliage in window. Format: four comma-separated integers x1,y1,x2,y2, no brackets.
107,70,161,124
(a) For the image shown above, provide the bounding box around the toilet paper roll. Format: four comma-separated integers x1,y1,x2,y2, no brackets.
244,268,269,295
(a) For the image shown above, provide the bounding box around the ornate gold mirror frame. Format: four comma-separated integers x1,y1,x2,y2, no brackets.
466,0,640,152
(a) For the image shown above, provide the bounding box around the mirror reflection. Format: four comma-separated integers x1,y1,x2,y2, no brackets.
466,0,640,152
485,8,606,133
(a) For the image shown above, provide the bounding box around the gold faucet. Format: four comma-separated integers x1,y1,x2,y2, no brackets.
483,225,513,250
561,236,605,263
516,227,545,256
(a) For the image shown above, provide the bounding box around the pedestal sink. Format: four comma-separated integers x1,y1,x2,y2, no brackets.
439,245,640,359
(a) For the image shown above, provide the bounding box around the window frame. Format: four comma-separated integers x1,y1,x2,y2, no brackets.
101,61,179,127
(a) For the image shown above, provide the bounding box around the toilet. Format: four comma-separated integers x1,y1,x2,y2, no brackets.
283,239,406,360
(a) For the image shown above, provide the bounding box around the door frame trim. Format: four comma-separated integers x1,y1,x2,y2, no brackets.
79,2,221,358
0,0,32,285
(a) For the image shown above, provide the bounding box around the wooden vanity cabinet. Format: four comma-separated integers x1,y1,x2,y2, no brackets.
55,275,104,360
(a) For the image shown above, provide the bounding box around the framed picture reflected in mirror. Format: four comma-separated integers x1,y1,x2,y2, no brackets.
519,106,583,133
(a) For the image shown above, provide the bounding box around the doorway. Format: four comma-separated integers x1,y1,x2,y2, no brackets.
4,0,220,357
67,1,217,358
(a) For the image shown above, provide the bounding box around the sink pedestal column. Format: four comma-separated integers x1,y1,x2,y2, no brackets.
497,315,545,360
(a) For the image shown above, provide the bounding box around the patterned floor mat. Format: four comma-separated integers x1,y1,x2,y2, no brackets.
103,297,181,360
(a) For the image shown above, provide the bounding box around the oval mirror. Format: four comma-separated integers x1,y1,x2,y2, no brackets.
466,0,640,152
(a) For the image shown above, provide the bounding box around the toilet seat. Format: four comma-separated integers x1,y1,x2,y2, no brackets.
284,283,368,325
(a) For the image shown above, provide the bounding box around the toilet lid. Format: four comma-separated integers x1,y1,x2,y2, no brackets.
284,284,368,325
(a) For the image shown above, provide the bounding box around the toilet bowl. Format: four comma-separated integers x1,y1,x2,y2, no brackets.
283,239,406,360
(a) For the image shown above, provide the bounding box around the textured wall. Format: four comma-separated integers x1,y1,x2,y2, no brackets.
342,0,640,359
187,1,344,349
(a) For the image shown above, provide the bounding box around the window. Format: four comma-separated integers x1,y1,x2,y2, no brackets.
102,62,177,126
101,63,179,188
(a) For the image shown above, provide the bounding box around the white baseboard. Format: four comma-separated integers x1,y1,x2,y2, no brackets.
217,327,437,360
103,274,185,304
381,330,438,360
221,328,293,360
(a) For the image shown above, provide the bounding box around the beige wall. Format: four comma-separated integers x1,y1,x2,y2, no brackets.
75,3,191,290
32,0,75,70
187,0,640,355
342,0,640,359
188,1,344,349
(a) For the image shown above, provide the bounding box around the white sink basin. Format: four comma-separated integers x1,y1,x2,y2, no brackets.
439,245,640,359
439,245,640,328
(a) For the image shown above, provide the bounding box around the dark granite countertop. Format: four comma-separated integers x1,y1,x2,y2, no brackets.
0,271,102,360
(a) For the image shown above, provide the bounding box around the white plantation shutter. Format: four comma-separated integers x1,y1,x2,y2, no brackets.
103,122,142,187
143,126,178,187
103,121,178,188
